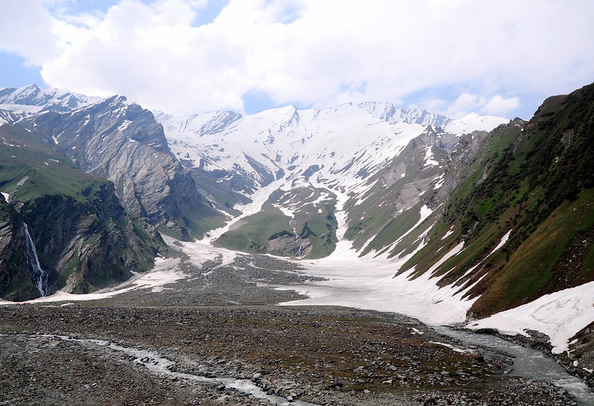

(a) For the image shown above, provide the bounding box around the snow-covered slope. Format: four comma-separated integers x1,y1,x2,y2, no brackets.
162,104,428,192
156,102,508,258
0,84,99,122
158,103,507,198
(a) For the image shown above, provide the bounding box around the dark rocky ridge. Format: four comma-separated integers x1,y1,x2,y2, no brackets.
0,123,166,300
18,96,224,240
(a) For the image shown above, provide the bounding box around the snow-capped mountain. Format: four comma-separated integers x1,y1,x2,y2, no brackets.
0,85,224,242
0,84,99,117
155,102,508,258
158,103,507,196
2,82,594,361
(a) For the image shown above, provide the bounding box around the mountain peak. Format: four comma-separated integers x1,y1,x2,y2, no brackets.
0,84,99,114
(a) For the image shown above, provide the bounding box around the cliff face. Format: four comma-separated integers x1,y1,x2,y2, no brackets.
0,123,165,301
19,184,162,295
0,197,34,301
18,96,224,240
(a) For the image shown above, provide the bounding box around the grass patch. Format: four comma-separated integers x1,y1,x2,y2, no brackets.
216,205,293,253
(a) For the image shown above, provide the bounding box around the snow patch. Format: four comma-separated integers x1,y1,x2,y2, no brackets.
441,226,455,240
424,241,465,277
445,113,509,134
468,281,594,354
279,235,476,325
429,341,474,354
423,146,439,167
0,257,185,305
487,229,512,257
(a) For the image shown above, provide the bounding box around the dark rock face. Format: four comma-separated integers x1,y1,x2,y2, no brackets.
20,184,162,295
0,197,35,301
0,123,166,301
19,96,223,240
0,183,164,300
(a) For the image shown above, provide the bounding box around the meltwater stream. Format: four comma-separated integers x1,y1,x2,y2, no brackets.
434,326,594,405
50,335,317,406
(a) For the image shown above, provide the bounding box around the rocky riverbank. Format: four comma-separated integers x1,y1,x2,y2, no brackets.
0,305,577,405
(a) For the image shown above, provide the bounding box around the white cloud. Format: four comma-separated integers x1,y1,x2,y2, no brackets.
1,0,593,117
481,95,521,116
0,0,58,65
446,94,487,118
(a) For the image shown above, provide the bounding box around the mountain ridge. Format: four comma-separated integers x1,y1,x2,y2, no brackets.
1,82,592,325
0,122,166,299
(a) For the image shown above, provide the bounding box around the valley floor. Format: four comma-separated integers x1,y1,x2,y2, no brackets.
0,305,576,406
0,249,582,405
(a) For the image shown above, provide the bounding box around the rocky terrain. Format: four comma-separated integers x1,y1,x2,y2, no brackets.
16,96,224,240
0,253,580,405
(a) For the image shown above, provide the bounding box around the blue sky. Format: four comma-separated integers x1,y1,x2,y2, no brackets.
1,0,593,118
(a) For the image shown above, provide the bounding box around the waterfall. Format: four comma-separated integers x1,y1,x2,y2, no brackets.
23,223,48,296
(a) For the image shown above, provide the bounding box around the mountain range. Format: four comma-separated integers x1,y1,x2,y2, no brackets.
0,81,593,338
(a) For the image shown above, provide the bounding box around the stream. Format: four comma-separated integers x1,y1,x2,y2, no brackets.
434,326,594,405
48,335,317,406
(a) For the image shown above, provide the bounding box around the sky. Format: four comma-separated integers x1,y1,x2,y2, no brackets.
0,0,592,119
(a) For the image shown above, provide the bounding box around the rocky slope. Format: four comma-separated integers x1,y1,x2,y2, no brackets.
0,304,577,406
0,123,165,300
4,92,225,240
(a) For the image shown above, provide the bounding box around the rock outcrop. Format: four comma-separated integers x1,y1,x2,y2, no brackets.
0,123,165,300
18,96,224,240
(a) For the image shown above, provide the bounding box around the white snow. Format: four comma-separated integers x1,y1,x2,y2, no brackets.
429,341,474,354
1,192,9,202
487,229,512,257
445,113,509,134
0,257,185,305
440,226,455,240
434,174,445,189
468,281,594,354
0,85,99,115
0,103,43,114
425,241,465,276
423,146,439,167
157,102,505,213
16,176,29,186
279,237,476,325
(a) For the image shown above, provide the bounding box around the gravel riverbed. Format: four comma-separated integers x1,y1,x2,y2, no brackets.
0,253,580,405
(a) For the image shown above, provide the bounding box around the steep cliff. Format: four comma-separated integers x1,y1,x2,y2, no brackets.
0,123,165,300
17,96,224,240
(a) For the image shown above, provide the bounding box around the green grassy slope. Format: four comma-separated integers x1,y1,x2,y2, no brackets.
216,187,338,259
399,82,594,317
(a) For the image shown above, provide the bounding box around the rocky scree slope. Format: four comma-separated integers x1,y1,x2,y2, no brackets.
0,123,165,301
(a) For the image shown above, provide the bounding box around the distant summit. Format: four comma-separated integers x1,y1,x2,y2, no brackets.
0,84,99,115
